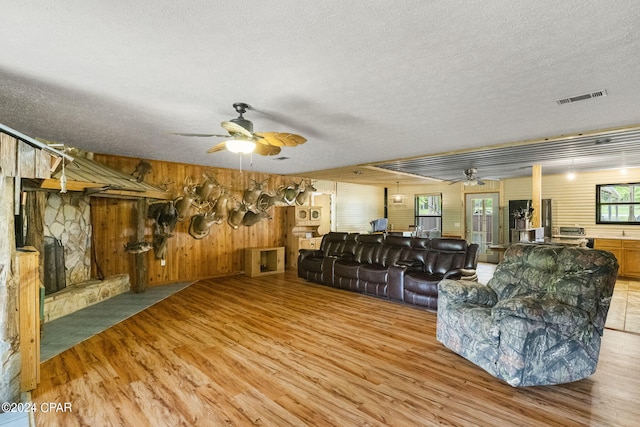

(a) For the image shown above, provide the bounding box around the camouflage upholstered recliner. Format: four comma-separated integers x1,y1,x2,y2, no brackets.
436,244,618,387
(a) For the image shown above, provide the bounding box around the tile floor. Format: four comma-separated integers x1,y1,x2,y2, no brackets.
40,281,194,362
606,278,640,334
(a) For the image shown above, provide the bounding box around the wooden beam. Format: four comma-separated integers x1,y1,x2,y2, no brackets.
532,164,542,228
133,199,149,293
25,191,46,287
39,178,172,200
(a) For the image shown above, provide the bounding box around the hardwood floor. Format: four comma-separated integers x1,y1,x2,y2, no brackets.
32,272,640,426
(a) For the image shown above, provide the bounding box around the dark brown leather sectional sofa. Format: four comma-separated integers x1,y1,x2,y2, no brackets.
298,232,480,310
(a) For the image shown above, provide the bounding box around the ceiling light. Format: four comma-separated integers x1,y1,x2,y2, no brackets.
391,181,405,204
567,159,576,180
225,139,256,154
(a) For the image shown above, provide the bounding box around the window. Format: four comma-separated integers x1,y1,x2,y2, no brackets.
415,193,442,233
596,183,640,224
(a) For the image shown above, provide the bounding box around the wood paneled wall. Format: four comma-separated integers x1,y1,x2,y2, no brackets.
91,154,305,286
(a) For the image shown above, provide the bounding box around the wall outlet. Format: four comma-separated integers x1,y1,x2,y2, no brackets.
161,259,166,267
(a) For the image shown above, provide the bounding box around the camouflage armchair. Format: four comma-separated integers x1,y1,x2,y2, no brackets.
436,244,618,387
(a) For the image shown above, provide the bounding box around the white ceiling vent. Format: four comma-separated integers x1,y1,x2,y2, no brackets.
556,89,607,105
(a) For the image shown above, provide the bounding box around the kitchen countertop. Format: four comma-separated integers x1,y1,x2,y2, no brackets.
589,235,640,241
553,234,640,241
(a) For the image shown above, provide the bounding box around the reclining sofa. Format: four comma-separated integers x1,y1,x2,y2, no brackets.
298,232,479,309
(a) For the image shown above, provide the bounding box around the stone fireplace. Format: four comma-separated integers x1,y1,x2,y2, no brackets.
42,192,129,322
44,192,91,286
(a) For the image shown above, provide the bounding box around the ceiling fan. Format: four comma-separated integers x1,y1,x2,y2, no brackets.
450,168,487,186
172,102,307,156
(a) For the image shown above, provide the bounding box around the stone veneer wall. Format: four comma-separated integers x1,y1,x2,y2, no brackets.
44,193,91,286
43,274,130,322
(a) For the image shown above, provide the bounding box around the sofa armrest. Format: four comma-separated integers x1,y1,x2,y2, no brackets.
299,249,323,261
492,296,589,330
438,279,498,306
443,268,477,280
387,265,406,301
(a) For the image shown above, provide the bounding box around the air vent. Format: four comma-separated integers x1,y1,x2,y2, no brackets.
556,89,607,105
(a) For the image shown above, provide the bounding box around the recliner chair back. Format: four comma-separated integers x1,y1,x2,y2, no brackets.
320,232,348,256
354,234,384,264
488,244,617,333
373,235,412,267
423,239,470,274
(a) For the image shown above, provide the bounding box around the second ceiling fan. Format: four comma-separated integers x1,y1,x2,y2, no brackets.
173,102,307,156
450,168,488,186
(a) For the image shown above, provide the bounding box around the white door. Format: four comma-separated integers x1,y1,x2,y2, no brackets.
465,193,499,263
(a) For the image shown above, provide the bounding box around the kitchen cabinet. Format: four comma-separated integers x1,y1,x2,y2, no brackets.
594,238,640,278
622,240,640,277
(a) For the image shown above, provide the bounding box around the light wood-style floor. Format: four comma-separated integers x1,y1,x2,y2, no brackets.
33,272,640,426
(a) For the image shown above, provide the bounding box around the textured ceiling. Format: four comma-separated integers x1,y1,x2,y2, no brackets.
1,1,640,184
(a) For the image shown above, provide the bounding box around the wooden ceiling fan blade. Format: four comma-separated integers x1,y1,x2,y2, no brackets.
221,121,254,138
254,143,282,156
255,132,306,147
207,142,228,153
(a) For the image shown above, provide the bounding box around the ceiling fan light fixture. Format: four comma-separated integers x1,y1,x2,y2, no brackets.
225,139,256,154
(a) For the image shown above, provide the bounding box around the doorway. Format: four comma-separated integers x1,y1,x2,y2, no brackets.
465,192,499,263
